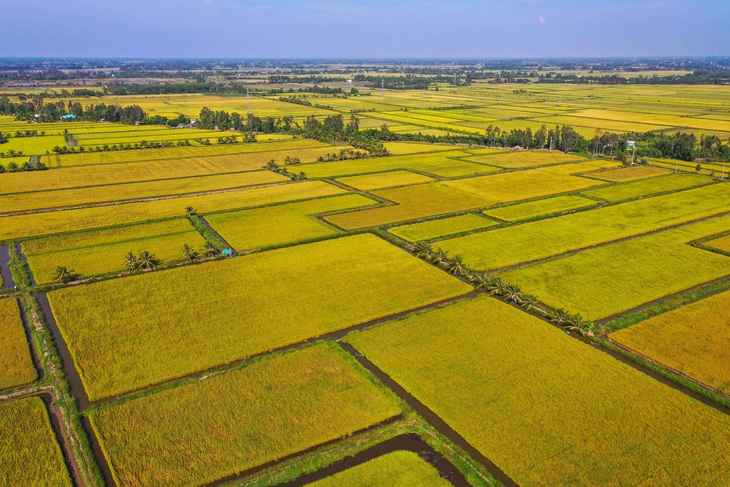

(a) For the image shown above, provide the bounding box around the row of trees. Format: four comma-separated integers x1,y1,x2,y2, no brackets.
0,160,47,173
412,241,597,336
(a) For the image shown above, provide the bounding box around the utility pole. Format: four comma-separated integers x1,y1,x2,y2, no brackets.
381,78,384,97
453,72,457,87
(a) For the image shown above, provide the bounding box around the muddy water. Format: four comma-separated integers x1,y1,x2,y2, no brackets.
0,245,15,288
278,433,470,487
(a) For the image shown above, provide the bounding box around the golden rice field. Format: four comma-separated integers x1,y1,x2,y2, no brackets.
579,173,712,202
306,451,451,487
0,170,289,213
0,298,37,390
609,289,730,394
0,180,344,242
587,165,670,182
439,182,730,271
336,170,434,190
389,213,498,242
382,142,459,155
23,219,206,284
49,234,471,400
484,195,597,222
89,343,401,487
0,397,72,486
206,194,378,251
705,234,730,252
462,150,586,169
345,296,730,486
502,215,730,320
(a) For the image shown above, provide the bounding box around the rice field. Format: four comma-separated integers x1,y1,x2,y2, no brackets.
336,170,434,190
501,215,730,320
438,183,730,271
484,195,597,222
0,298,37,390
0,397,72,486
48,234,471,400
705,234,730,252
586,165,670,182
205,194,378,251
609,289,730,394
0,170,289,213
23,219,206,284
0,180,344,242
462,150,586,169
89,343,402,487
306,451,451,487
345,296,730,486
579,173,712,202
389,214,498,242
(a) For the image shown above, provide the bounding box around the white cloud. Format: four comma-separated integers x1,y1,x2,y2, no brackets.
538,15,548,25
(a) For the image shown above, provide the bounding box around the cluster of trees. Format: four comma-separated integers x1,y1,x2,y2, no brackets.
316,148,370,162
263,159,307,180
0,159,47,173
412,241,597,336
278,96,333,110
52,138,192,154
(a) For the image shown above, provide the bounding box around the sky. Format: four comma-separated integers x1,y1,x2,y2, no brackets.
3,0,730,58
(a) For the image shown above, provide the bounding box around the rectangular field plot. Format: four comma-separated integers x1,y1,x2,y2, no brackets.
580,174,712,202
0,181,344,241
0,170,289,213
24,219,206,284
0,298,36,390
336,171,434,190
55,138,322,166
345,296,730,486
0,397,72,486
484,195,596,222
300,151,499,179
705,234,730,253
308,451,451,487
325,184,497,230
382,142,457,155
438,183,730,271
609,290,730,394
206,194,378,251
49,234,471,400
462,150,586,169
586,165,670,182
389,214,498,242
89,343,401,487
501,215,730,320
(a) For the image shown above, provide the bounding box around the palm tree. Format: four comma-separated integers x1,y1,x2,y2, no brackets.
181,243,198,262
433,248,449,266
503,284,523,303
185,206,197,216
447,254,468,276
471,272,494,291
549,308,570,326
201,241,218,258
413,242,432,259
122,251,139,271
488,276,506,296
564,313,594,336
52,266,79,284
137,251,161,270
520,294,539,311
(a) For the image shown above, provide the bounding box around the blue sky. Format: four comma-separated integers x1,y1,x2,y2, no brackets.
3,0,729,58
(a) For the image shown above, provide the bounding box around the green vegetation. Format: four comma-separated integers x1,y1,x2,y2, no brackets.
588,165,669,181
49,234,471,399
0,397,72,486
306,451,451,487
89,343,401,487
345,296,730,486
484,195,596,222
389,214,498,242
336,170,434,190
0,298,36,390
609,289,730,394
580,173,712,202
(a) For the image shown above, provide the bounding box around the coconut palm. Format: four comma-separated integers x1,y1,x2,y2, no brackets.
549,308,570,326
413,242,432,259
52,266,79,284
503,284,523,303
122,251,139,271
564,313,593,335
487,276,506,296
201,241,218,258
137,251,161,270
520,294,539,311
471,272,494,291
181,243,198,262
447,254,468,276
433,248,449,266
